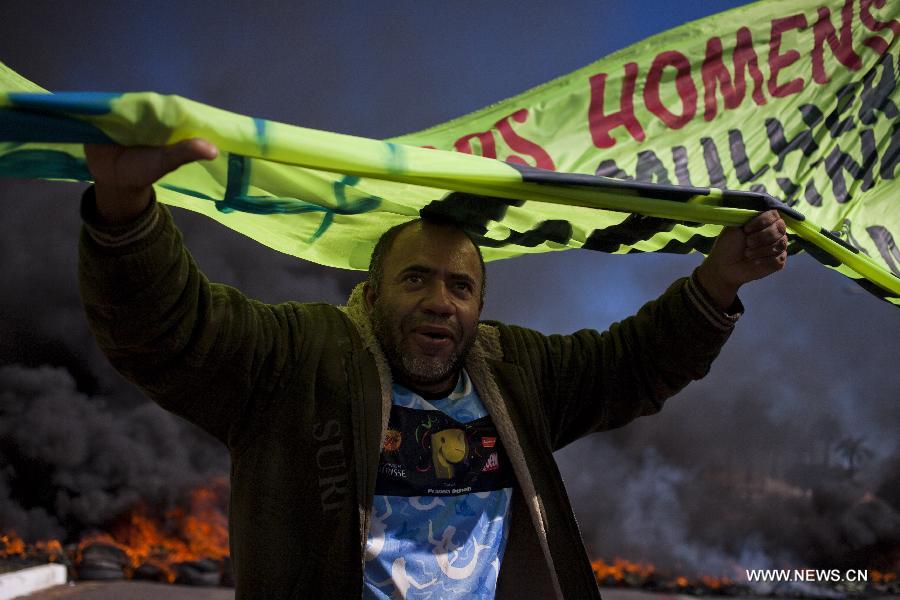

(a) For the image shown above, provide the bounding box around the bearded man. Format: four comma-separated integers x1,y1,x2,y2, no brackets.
79,139,787,599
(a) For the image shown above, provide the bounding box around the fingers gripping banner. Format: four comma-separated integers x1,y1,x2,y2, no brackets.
0,0,898,304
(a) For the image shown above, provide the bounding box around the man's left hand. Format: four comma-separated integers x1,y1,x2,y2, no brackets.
696,209,788,310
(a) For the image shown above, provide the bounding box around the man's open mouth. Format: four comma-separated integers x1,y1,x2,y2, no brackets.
411,325,455,343
421,331,449,340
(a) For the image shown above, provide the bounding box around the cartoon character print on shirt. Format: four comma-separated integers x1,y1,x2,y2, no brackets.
375,405,513,497
432,428,466,479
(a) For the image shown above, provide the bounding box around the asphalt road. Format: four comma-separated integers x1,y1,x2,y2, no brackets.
21,583,686,600
22,581,234,600
14,583,738,600
21,582,899,600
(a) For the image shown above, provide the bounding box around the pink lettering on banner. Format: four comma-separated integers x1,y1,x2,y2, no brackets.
580,2,890,145
495,109,555,170
453,109,554,169
454,130,496,158
643,50,697,130
768,14,808,98
701,28,767,121
811,0,862,84
588,62,646,149
860,0,900,55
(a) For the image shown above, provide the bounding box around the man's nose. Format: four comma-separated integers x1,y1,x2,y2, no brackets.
421,282,455,315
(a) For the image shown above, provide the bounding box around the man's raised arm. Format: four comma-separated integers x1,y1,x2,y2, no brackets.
498,209,788,451
78,140,307,448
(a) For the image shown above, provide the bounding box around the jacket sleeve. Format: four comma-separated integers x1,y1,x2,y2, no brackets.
497,275,740,451
78,186,307,448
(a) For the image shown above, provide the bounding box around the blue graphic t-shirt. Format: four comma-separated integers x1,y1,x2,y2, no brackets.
362,371,515,599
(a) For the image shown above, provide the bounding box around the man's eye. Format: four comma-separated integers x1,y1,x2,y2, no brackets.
454,282,473,293
404,274,424,284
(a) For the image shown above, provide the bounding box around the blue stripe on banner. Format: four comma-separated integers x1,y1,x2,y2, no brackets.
8,92,119,115
0,109,113,144
252,118,269,156
0,149,92,180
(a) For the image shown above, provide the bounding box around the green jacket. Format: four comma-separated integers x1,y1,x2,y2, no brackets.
78,188,738,600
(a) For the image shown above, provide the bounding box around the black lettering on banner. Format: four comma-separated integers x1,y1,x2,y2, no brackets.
823,83,859,137
866,225,900,276
441,192,516,224
766,105,822,171
824,128,878,203
881,122,900,180
545,45,900,303
728,129,769,183
583,214,677,252
502,220,572,247
634,150,672,184
590,152,704,252
804,180,824,207
595,159,634,180
700,137,727,188
421,193,571,249
420,192,519,237
653,234,716,255
776,177,801,205
672,145,694,186
838,218,871,255
858,52,898,126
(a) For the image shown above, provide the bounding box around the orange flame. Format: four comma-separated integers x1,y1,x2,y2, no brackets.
2,531,64,562
872,570,897,584
0,532,25,557
699,574,733,588
591,556,655,582
75,477,229,582
590,556,740,590
2,478,229,583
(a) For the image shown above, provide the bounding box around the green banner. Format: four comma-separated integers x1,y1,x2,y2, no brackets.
0,0,898,305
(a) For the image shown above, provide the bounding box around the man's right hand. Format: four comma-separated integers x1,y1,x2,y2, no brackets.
84,138,218,225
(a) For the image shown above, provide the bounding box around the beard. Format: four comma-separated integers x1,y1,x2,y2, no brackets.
370,300,476,388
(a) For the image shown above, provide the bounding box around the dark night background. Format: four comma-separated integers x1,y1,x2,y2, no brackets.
1,1,898,579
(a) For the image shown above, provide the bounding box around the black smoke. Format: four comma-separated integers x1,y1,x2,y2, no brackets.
539,250,900,576
0,363,225,541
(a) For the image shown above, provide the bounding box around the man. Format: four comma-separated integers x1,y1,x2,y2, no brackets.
79,138,787,599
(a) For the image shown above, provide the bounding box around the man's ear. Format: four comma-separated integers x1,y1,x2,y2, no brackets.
363,281,376,314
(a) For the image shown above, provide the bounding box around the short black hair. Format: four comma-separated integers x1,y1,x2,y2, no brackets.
367,217,486,303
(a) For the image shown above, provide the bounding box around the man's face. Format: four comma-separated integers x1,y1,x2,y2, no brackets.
365,222,483,396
